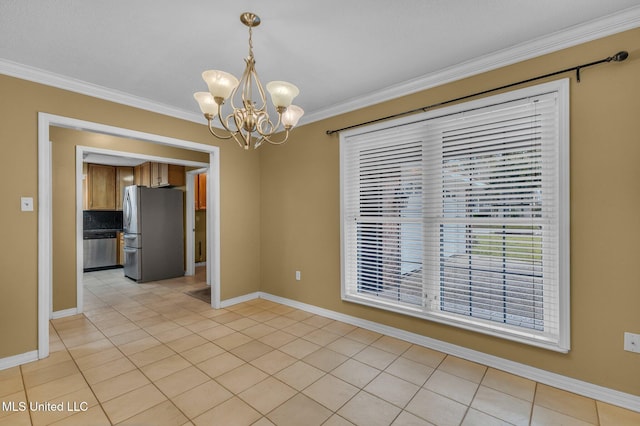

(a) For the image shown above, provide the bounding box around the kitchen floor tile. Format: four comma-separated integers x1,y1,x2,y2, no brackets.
384,356,434,386
438,355,487,383
216,363,269,394
193,396,261,426
274,361,325,391
238,377,297,414
171,380,233,419
364,372,420,408
353,346,398,370
424,369,479,405
530,405,594,426
302,347,348,372
250,350,297,375
534,383,598,424
279,338,321,359
470,385,532,426
21,360,80,389
116,400,187,426
82,356,136,385
268,393,332,426
337,391,402,426
405,388,468,426
401,345,447,368
331,358,381,388
140,353,191,381
180,342,224,364
90,369,150,402
127,343,175,367
101,383,166,424
303,374,359,411
154,366,210,398
230,340,274,362
481,368,536,402
597,400,640,425
196,351,245,379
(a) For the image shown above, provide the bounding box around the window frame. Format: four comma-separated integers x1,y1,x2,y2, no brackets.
339,79,570,352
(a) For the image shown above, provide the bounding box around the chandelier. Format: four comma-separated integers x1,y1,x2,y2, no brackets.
194,12,304,150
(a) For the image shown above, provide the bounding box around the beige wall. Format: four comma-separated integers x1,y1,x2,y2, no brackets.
0,75,261,358
259,28,640,396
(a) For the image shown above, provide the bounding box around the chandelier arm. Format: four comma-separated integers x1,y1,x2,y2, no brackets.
255,107,285,138
230,133,247,150
250,66,268,112
263,129,291,145
254,112,277,138
233,113,251,150
206,116,234,140
216,103,244,140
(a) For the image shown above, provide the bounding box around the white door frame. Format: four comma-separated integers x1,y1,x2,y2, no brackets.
38,112,221,359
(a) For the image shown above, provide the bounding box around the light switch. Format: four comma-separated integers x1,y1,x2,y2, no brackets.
21,197,34,212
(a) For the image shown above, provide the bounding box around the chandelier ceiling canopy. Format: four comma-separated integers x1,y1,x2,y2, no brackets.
194,12,304,150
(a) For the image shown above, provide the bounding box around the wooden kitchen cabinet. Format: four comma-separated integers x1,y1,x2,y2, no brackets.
194,173,207,210
151,163,185,188
135,162,185,188
134,162,151,187
115,166,134,210
87,164,116,210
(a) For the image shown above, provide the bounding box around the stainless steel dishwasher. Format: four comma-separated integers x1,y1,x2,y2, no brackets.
83,231,118,271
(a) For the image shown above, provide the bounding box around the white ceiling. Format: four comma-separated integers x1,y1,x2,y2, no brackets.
1,1,639,126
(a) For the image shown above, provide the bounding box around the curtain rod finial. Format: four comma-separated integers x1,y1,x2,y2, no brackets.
611,51,629,62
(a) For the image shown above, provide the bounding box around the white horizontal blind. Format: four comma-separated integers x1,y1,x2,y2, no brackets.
424,94,560,343
341,81,569,351
342,125,427,309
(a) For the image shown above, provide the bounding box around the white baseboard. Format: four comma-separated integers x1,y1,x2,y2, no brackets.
50,307,79,320
258,292,640,413
0,350,38,371
220,292,260,308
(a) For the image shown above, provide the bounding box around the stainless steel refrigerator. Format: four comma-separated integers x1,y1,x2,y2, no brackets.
122,185,184,282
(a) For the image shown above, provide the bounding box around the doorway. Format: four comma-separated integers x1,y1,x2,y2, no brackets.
38,113,221,359
74,145,210,315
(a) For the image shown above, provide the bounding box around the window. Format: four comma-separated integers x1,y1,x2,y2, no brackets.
340,80,570,351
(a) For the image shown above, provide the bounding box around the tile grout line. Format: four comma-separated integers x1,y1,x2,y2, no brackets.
18,364,34,426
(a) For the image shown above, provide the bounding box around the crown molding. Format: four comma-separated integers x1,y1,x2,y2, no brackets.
1,5,639,127
302,4,640,125
0,59,203,124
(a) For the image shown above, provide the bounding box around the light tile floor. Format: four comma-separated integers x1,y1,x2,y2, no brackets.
1,268,639,425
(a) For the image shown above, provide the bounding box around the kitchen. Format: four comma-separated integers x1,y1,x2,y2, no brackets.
82,155,208,282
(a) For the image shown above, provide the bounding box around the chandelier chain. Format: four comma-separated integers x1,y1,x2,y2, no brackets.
248,26,254,59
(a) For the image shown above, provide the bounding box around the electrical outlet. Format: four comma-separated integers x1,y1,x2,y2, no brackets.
295,271,301,281
624,332,640,353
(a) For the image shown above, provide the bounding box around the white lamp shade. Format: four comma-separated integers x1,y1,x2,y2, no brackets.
266,81,299,108
193,92,218,116
202,70,239,101
282,105,304,128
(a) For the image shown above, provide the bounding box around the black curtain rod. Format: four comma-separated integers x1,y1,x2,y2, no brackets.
326,50,629,135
